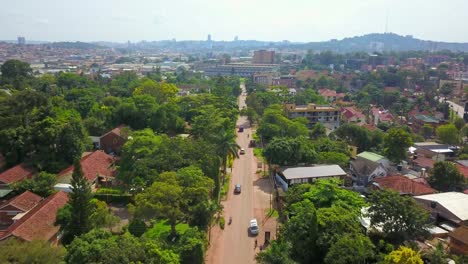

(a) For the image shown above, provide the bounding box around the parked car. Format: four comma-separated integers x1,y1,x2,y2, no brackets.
234,184,241,194
239,148,245,155
238,127,244,132
249,219,259,235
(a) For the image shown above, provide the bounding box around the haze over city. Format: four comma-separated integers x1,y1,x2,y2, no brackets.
2,0,468,42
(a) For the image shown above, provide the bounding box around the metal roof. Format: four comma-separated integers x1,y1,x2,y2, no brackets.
415,192,468,221
357,151,385,162
282,165,346,180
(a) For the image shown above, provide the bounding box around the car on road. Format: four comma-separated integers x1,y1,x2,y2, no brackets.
234,184,241,194
239,148,245,155
249,219,259,235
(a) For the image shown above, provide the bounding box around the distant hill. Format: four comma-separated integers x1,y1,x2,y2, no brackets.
46,41,105,49
301,33,468,52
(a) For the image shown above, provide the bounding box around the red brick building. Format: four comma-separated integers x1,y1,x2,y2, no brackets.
99,125,128,155
0,191,43,225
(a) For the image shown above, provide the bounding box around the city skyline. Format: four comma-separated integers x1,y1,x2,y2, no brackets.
2,0,468,43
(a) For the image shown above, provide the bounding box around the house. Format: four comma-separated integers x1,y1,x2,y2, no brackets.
277,165,346,186
410,114,442,133
341,107,366,125
0,191,68,243
318,89,345,102
448,226,468,255
414,192,468,226
367,175,436,196
57,151,116,188
99,125,129,155
350,151,391,186
0,164,35,188
454,160,468,180
413,142,455,162
371,107,394,125
0,191,43,225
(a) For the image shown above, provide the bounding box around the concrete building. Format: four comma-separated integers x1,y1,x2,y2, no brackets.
204,63,279,77
272,75,296,88
253,50,275,64
17,36,25,46
284,103,341,130
253,72,278,86
414,192,468,226
275,165,346,190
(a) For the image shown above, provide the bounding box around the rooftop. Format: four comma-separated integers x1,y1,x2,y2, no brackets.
0,164,35,185
282,165,346,180
371,175,436,196
0,191,68,242
414,192,468,221
357,151,385,162
0,191,43,212
58,150,115,183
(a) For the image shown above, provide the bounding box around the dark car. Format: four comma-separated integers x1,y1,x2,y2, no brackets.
234,184,241,194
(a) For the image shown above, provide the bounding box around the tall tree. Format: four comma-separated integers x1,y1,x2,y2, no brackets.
436,124,460,145
383,128,413,163
256,240,295,264
368,189,431,243
214,129,240,185
429,161,466,192
324,234,375,264
56,158,93,244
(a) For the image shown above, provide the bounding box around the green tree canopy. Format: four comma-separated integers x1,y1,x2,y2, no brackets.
429,161,466,192
0,239,65,264
383,128,413,163
436,124,460,145
324,234,375,264
383,246,423,264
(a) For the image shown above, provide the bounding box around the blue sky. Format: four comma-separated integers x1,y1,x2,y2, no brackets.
1,0,467,42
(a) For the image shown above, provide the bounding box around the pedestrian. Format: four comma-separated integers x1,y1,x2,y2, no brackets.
259,245,263,251
255,239,257,248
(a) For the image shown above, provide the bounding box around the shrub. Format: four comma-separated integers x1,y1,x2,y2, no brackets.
219,217,225,230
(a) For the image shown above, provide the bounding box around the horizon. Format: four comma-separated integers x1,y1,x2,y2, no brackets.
2,0,468,43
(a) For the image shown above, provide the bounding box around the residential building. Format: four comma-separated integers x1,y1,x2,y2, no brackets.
350,151,391,186
284,103,341,130
276,165,346,187
253,50,275,64
371,107,394,125
0,164,35,188
99,125,129,155
0,191,68,243
272,75,296,88
367,175,436,196
318,89,345,102
448,226,468,255
410,114,442,133
414,192,468,226
0,191,43,225
413,142,455,162
341,107,366,125
253,72,278,86
57,151,116,188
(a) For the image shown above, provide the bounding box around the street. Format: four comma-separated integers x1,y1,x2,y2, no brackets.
205,84,276,264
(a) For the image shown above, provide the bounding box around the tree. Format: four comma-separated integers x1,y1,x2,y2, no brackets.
283,199,319,263
134,172,184,237
0,59,33,89
13,171,56,197
440,83,454,98
423,243,448,264
421,124,433,139
383,128,413,163
56,159,93,244
324,234,375,264
89,199,119,229
317,152,349,169
436,124,460,145
454,117,466,131
310,122,326,139
263,137,317,166
0,239,65,264
214,129,240,185
383,246,423,264
368,189,431,243
128,218,147,237
256,240,295,264
333,124,372,151
429,161,466,192
133,78,178,103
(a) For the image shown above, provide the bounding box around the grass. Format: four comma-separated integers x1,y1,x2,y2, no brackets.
143,220,190,240
253,147,263,158
220,173,231,201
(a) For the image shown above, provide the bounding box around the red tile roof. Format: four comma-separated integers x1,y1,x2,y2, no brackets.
342,107,365,119
372,175,436,196
58,151,115,183
361,124,378,131
449,226,468,245
0,164,35,185
456,164,468,179
100,124,126,139
413,156,435,169
0,191,69,242
0,191,43,212
319,88,345,98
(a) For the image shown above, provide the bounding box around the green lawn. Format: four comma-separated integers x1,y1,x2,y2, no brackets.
143,220,190,240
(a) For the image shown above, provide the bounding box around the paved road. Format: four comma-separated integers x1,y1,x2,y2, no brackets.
206,84,260,264
439,97,465,118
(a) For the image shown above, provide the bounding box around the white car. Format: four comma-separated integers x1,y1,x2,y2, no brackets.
239,148,245,155
249,219,259,235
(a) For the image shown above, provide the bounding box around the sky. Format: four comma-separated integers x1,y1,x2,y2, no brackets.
1,0,467,43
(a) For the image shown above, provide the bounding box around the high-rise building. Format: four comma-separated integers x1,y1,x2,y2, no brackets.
234,36,238,42
253,50,275,64
207,34,212,49
17,36,25,45
207,34,211,42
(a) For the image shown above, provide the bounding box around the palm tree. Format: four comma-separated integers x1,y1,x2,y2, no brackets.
215,129,240,186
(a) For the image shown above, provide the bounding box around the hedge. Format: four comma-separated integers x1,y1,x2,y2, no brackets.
93,193,133,204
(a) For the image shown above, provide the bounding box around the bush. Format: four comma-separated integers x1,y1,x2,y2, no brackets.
93,193,132,204
95,188,124,194
219,217,225,230
128,218,147,237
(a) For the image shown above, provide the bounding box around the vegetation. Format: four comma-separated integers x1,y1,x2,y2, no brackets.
429,161,466,191
0,239,66,264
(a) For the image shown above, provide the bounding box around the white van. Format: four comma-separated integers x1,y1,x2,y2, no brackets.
249,219,259,235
